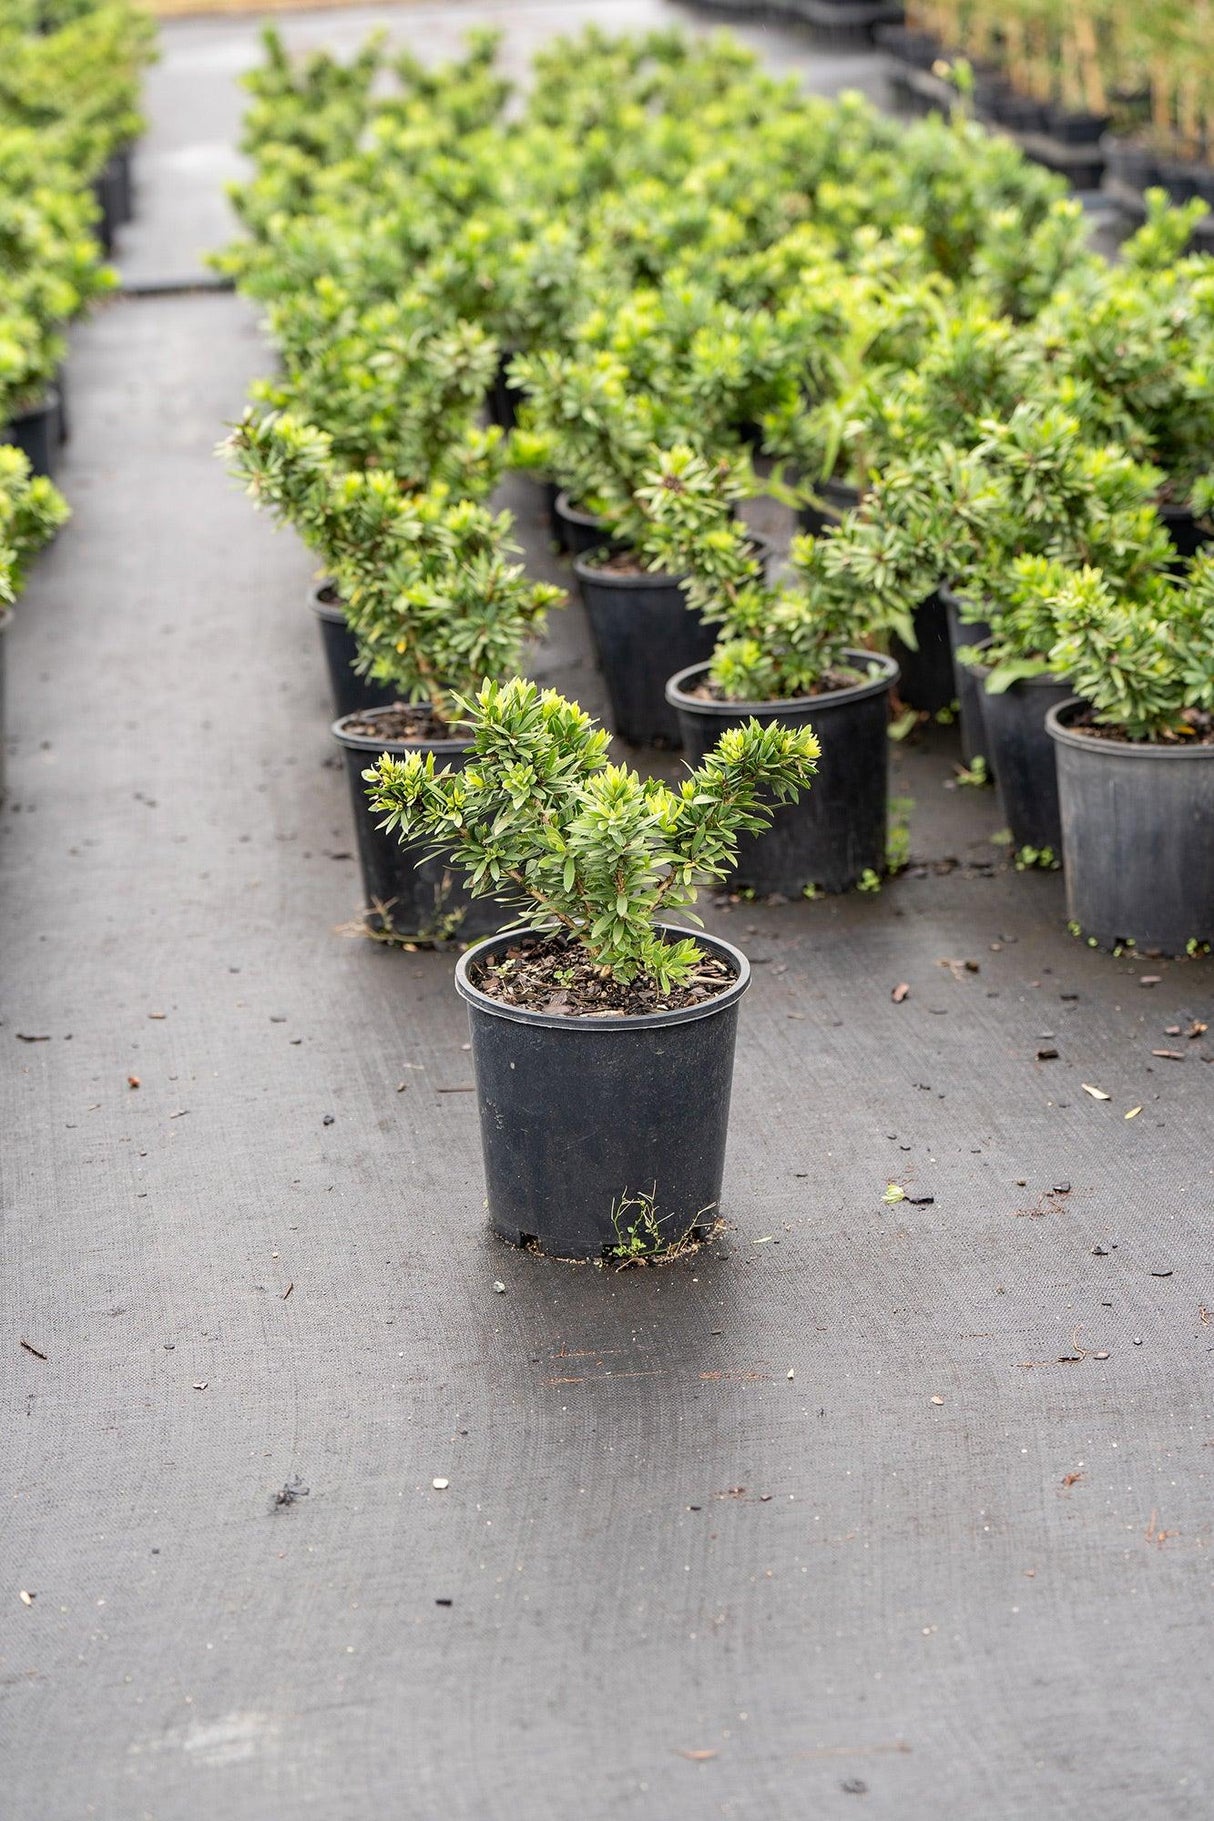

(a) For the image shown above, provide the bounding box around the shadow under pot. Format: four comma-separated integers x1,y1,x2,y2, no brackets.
666,651,899,896
574,544,762,751
5,390,60,480
309,580,397,721
940,587,994,770
962,644,1072,855
1046,699,1214,954
331,709,508,945
891,589,956,715
455,923,750,1260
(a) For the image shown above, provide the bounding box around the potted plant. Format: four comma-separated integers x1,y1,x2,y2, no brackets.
790,294,1042,711
0,444,70,800
1044,554,1214,953
223,403,505,719
1030,200,1214,558
639,444,900,897
329,495,565,943
365,675,819,1258
511,332,787,748
824,404,1174,845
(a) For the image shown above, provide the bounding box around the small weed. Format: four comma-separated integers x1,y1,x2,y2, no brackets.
888,708,920,742
604,1187,717,1267
934,702,958,726
1015,844,1059,871
886,797,913,874
802,882,824,901
857,868,882,894
990,827,1014,848
955,755,990,788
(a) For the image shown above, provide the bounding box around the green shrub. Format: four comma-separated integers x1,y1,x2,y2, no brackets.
0,442,69,603
365,676,820,989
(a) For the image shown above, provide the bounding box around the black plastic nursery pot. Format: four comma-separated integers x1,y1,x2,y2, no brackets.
1046,699,1214,954
455,923,751,1260
573,552,724,750
891,589,954,715
941,588,993,769
667,652,898,895
112,143,135,226
797,477,861,540
553,491,622,561
964,646,1072,855
1044,104,1110,146
309,580,394,720
331,715,506,945
776,0,907,48
1161,501,1213,564
488,352,519,431
6,390,60,480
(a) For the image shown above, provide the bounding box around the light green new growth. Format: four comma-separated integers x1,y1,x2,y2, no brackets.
365,677,821,989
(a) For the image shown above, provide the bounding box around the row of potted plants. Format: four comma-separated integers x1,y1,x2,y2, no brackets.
222,25,1212,1257
0,0,153,476
887,2,1214,213
0,0,152,808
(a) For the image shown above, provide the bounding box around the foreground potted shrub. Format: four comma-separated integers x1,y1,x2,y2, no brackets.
641,445,899,896
0,445,71,800
366,676,819,1258
1044,557,1214,954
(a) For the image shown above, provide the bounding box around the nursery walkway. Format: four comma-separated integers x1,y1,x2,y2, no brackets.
3,6,1212,1820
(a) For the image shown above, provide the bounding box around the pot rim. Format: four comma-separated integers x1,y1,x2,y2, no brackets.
572,549,684,590
665,649,899,717
331,709,472,759
9,384,60,425
573,531,770,592
1046,697,1214,759
455,921,751,1031
553,490,607,529
309,577,346,623
960,640,1071,691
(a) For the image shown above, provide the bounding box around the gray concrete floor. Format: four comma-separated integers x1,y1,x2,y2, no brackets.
3,6,1213,1819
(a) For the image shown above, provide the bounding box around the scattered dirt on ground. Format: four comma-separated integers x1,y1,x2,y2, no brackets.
470,934,735,1017
342,703,460,743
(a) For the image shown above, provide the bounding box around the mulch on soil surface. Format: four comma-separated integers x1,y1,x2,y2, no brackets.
342,703,460,743
471,933,735,1017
